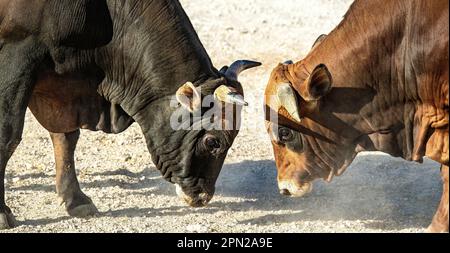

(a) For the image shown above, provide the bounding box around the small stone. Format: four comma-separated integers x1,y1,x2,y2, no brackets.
186,224,209,233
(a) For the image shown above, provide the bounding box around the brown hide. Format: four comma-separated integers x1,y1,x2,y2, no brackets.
266,0,448,172
264,0,448,232
29,71,134,134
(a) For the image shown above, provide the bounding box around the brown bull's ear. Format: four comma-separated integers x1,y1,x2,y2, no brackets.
176,82,202,112
301,64,332,101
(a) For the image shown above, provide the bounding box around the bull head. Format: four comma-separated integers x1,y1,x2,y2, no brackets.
176,60,261,112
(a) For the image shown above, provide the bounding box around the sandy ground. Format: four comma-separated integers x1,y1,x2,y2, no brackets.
1,0,443,233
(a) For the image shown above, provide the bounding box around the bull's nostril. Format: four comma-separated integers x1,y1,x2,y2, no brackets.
280,189,291,196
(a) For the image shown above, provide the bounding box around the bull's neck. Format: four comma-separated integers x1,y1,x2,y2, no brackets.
97,0,218,117
288,0,408,137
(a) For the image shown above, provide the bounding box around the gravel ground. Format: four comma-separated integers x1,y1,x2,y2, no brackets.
1,0,443,233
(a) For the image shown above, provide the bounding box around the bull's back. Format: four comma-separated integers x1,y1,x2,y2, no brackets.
0,0,44,41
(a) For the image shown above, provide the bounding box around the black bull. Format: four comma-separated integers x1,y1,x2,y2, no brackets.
0,0,260,229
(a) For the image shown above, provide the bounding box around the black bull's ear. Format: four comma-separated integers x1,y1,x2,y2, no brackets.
176,82,202,113
43,0,113,49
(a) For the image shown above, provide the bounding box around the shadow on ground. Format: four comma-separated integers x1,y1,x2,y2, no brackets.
213,155,442,230
13,153,442,231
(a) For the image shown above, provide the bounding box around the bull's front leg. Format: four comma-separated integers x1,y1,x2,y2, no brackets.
0,38,43,229
428,165,449,233
49,130,98,217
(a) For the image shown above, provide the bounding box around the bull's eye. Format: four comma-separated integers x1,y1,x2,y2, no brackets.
278,127,294,142
204,136,221,151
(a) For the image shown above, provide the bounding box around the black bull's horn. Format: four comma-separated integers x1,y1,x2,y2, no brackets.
216,60,261,106
221,60,262,81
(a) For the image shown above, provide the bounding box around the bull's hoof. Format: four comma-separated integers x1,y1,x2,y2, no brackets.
67,203,99,218
0,211,16,230
426,224,449,233
64,192,99,218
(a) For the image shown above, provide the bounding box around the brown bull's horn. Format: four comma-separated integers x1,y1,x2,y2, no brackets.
276,83,301,122
214,85,248,106
312,34,328,49
224,60,262,81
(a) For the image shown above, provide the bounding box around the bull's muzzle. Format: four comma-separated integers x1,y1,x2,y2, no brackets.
175,184,213,207
278,180,313,197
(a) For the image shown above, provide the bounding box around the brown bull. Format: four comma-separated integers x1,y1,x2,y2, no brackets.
264,0,448,232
